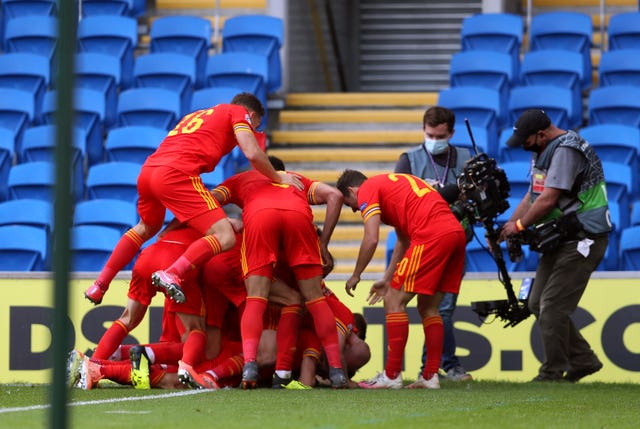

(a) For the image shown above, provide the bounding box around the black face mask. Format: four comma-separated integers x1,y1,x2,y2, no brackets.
523,133,541,153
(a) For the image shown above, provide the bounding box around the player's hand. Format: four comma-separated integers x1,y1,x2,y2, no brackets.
367,279,389,305
499,221,519,242
278,172,304,190
345,274,360,297
321,246,334,277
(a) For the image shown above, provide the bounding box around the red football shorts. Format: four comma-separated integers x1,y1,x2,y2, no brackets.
137,164,226,234
391,230,466,295
241,208,322,279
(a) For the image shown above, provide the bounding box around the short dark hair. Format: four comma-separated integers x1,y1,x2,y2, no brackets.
423,106,455,133
353,313,367,341
231,92,265,118
268,155,285,171
336,169,368,197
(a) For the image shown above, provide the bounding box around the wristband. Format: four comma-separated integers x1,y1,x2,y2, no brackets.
516,219,525,232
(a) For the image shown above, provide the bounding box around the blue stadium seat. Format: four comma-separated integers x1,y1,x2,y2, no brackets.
222,14,284,92
7,161,54,201
77,15,138,88
4,15,57,67
0,53,50,122
71,225,123,271
105,125,166,164
0,129,15,201
0,88,36,152
508,85,576,129
116,87,181,130
74,199,137,235
498,127,531,163
20,125,86,200
597,201,621,271
200,166,226,190
449,50,513,115
385,229,397,268
190,86,245,111
438,86,503,152
519,50,583,127
607,12,640,50
580,124,640,183
631,200,640,227
460,13,523,78
602,161,633,229
465,236,525,272
41,88,106,166
500,162,531,198
150,15,211,88
0,224,48,271
588,85,640,127
86,161,141,202
598,49,640,87
206,52,269,110
0,198,53,241
133,52,197,116
81,0,134,17
619,226,640,270
529,12,592,90
449,124,491,157
75,52,121,128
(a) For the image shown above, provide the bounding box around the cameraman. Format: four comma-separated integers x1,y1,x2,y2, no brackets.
395,106,473,382
499,109,611,383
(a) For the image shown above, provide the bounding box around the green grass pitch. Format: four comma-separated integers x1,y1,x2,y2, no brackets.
1,381,638,429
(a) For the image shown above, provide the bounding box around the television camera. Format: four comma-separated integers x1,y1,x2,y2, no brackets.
449,120,532,328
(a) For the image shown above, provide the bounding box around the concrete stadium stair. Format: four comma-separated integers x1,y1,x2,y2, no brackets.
271,92,437,278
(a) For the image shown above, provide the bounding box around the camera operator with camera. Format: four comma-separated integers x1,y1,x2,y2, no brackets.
395,106,473,382
499,109,611,383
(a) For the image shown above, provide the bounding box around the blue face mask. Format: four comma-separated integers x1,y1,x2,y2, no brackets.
424,138,449,155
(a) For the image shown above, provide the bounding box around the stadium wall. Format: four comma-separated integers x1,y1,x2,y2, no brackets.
1,275,638,384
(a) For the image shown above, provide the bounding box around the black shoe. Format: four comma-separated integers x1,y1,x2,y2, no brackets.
329,367,347,389
565,361,603,383
272,373,291,389
531,374,565,382
241,361,259,390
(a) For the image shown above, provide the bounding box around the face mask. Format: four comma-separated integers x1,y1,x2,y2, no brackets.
523,134,541,153
424,138,449,155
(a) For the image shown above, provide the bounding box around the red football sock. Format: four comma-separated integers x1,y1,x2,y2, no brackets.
96,229,145,287
150,365,166,387
99,361,132,385
240,296,268,363
275,304,303,371
168,235,222,277
422,315,444,380
93,320,129,360
147,342,183,365
384,312,409,379
306,296,341,369
211,354,244,380
181,329,207,367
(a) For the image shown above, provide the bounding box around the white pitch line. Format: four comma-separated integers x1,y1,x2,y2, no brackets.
0,389,212,414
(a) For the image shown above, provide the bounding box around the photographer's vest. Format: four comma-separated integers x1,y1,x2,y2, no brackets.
530,130,611,235
406,145,474,240
405,145,471,186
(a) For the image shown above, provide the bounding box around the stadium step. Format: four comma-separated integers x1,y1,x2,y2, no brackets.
272,93,436,277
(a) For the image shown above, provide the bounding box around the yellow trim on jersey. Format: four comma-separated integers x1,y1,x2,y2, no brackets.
307,181,320,204
361,203,381,222
336,318,349,337
240,233,248,276
233,123,252,135
212,185,231,204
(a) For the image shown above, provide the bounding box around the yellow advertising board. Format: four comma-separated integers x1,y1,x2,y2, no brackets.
1,276,638,384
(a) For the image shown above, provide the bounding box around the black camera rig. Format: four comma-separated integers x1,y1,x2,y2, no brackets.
456,120,532,328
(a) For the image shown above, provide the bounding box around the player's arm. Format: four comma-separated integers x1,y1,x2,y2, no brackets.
309,182,344,266
345,214,381,296
235,131,303,190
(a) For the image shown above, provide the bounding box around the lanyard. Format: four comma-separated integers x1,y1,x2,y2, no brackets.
423,145,451,186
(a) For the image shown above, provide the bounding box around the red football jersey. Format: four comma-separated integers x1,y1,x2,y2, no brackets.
213,170,318,223
144,104,255,175
357,173,462,240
